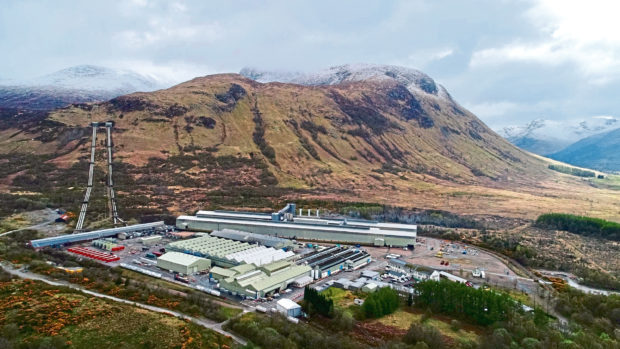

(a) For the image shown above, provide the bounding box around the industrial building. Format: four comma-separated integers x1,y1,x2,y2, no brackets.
166,235,294,267
156,252,211,275
29,222,166,248
388,259,436,281
276,298,302,317
141,235,162,245
218,261,311,298
176,204,417,247
210,229,294,250
297,246,371,278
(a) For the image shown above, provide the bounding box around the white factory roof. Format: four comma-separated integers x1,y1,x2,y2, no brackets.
177,216,417,238
157,252,207,266
277,298,301,310
225,246,294,266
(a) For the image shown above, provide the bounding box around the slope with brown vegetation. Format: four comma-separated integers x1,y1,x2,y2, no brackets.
0,72,619,223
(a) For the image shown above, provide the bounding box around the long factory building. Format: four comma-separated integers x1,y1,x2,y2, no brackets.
30,222,166,248
176,204,417,247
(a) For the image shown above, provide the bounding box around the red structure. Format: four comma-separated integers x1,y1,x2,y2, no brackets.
110,245,125,252
67,247,120,262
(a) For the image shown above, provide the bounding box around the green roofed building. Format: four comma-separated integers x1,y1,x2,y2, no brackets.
210,263,257,281
156,252,211,275
219,261,311,298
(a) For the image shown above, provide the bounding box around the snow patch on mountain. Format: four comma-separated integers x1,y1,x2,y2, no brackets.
19,65,160,93
498,116,620,155
0,65,165,110
240,63,452,101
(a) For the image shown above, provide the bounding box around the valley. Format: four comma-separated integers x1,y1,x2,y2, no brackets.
0,65,618,349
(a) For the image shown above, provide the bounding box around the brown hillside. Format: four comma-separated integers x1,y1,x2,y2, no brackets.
0,73,618,222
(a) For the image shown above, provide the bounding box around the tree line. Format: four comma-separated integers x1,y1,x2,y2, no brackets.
413,280,518,326
535,213,620,241
548,164,597,178
303,286,334,317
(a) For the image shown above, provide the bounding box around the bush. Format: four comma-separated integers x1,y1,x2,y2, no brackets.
362,287,400,318
450,319,461,331
403,323,445,349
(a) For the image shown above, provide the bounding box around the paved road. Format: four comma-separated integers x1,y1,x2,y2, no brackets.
0,264,248,345
0,209,59,237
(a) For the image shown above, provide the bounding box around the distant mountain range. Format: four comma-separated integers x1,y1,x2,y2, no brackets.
549,127,620,172
0,65,162,110
498,117,620,156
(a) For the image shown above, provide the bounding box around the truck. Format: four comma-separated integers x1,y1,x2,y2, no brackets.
174,273,189,283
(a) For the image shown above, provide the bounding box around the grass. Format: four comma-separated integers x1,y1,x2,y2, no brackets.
0,213,30,233
121,269,196,293
376,309,480,345
0,278,235,348
321,287,357,309
218,306,243,320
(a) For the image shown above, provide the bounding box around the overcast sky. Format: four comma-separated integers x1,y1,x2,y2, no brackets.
1,0,619,129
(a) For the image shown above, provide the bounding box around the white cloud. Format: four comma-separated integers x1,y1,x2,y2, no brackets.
463,101,520,121
106,59,218,85
114,22,223,49
407,48,454,66
470,0,620,83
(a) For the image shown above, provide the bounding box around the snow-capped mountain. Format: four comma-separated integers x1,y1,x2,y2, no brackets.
240,63,452,101
0,65,163,110
550,127,620,172
27,65,159,92
498,116,620,155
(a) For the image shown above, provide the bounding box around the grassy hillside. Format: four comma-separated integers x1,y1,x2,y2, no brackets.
0,74,619,224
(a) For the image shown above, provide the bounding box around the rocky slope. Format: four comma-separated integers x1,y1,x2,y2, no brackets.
0,65,618,221
0,65,161,110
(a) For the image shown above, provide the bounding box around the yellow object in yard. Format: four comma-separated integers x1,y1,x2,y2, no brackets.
57,266,83,274
435,251,443,257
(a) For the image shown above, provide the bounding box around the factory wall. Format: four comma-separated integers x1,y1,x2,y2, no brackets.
176,218,415,247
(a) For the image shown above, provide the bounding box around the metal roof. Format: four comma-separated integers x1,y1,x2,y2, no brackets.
390,258,408,266
168,235,255,258
210,266,237,278
30,222,165,248
277,298,301,310
177,216,417,238
210,229,293,248
261,260,291,273
249,265,311,291
231,263,258,274
157,252,208,266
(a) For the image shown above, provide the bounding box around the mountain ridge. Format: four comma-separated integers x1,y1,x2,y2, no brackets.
0,65,163,110
0,67,618,221
550,127,620,172
498,117,620,155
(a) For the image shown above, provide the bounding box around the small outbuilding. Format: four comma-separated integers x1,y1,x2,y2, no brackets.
362,283,378,293
276,298,302,317
156,252,211,275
